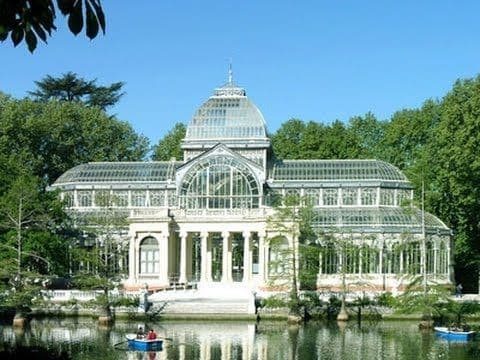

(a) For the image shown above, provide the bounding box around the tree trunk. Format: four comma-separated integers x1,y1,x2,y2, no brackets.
13,309,28,328
337,300,349,321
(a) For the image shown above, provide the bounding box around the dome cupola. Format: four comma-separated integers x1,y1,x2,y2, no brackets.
183,70,269,150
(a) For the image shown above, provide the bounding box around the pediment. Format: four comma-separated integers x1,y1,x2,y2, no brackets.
175,143,265,186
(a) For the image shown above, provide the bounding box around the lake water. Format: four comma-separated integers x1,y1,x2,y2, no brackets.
1,318,479,359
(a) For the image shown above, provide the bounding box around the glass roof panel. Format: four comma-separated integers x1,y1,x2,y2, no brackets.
311,207,449,233
53,162,179,185
270,160,408,181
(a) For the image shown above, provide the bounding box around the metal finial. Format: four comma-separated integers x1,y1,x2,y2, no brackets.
228,59,233,84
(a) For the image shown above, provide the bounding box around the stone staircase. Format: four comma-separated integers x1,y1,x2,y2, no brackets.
149,283,256,315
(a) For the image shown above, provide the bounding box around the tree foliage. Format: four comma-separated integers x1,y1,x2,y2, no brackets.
422,76,480,291
0,172,69,315
0,0,106,52
152,122,186,161
271,118,366,160
29,72,125,111
348,112,386,159
0,87,147,284
267,194,317,315
0,96,149,183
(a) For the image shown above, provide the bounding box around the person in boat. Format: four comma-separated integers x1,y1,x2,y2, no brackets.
136,325,145,339
147,328,157,340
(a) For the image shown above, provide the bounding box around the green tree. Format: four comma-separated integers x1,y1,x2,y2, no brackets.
0,173,67,320
0,97,149,183
316,120,362,159
70,191,128,323
272,118,364,160
29,72,125,111
0,0,105,52
297,121,325,159
0,175,49,277
348,112,386,159
379,100,441,181
267,194,317,318
152,122,186,161
423,76,480,292
271,119,306,159
394,278,450,327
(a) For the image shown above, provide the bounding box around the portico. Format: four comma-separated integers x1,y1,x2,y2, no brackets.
126,212,269,290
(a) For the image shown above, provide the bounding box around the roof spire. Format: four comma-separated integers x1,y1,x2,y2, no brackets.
228,59,233,84
213,59,246,97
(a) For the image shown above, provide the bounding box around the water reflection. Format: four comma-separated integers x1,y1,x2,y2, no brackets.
1,318,479,359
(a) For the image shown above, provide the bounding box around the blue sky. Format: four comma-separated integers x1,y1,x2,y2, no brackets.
1,1,480,146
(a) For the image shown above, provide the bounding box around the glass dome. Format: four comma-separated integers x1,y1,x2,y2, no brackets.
184,81,268,141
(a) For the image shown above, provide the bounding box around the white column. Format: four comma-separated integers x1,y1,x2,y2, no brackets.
129,234,136,282
222,231,231,282
359,247,363,276
221,338,231,359
160,233,169,285
179,231,188,284
200,337,211,360
243,231,251,282
379,246,384,275
399,249,404,273
318,250,323,275
200,231,209,282
179,344,186,360
258,232,267,283
447,244,452,282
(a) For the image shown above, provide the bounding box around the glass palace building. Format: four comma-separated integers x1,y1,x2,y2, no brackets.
50,77,453,294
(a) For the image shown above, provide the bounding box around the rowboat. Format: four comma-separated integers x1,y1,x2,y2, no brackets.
434,327,476,341
126,334,163,351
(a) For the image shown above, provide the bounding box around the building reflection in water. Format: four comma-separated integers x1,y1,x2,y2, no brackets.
1,319,471,359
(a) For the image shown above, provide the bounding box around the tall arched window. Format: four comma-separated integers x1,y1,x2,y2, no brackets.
402,242,421,274
426,241,434,274
320,243,338,274
139,237,159,274
361,245,379,274
438,242,448,274
179,156,260,209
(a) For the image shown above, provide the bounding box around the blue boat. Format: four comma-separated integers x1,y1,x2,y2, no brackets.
126,334,163,351
434,327,476,341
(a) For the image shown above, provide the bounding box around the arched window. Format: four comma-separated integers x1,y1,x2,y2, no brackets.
139,237,159,274
390,243,402,274
402,242,421,274
426,241,434,274
438,242,448,274
320,242,338,274
361,244,379,274
179,156,260,209
344,243,360,274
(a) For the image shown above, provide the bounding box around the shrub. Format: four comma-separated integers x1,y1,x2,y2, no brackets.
111,296,138,308
374,292,396,307
262,294,289,308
